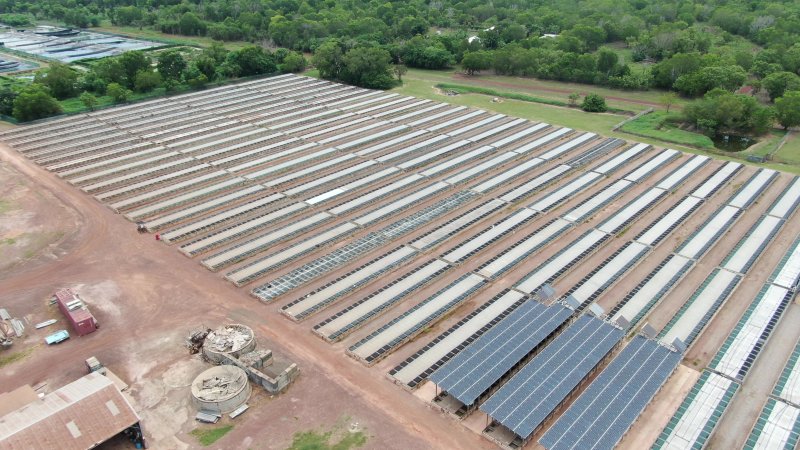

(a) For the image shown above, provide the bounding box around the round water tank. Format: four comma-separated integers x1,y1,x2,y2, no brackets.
190,365,251,414
202,324,256,364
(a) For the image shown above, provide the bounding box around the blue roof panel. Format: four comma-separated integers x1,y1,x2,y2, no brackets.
429,299,572,406
480,315,624,440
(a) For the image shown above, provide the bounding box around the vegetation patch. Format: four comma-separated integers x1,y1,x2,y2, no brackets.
0,345,38,369
621,112,714,148
436,83,567,106
436,83,630,114
287,430,367,450
190,425,233,446
0,199,13,214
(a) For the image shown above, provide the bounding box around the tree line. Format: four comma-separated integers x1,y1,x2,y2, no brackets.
1,44,306,121
1,0,797,94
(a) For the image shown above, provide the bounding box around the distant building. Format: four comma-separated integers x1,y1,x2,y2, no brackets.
540,33,559,39
0,372,144,449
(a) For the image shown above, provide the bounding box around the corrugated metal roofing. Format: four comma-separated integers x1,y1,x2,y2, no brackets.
0,372,139,449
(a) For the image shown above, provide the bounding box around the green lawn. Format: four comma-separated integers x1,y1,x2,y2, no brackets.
620,112,714,148
287,430,367,450
737,130,787,159
393,78,625,134
427,69,688,111
392,69,800,174
190,425,233,446
93,23,250,50
59,87,170,114
775,132,800,165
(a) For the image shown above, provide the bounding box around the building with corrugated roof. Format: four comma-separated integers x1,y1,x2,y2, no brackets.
0,372,144,449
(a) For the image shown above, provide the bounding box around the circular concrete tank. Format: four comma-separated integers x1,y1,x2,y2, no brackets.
191,365,251,414
202,324,256,364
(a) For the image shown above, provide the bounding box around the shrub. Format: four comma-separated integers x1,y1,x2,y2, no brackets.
581,93,608,112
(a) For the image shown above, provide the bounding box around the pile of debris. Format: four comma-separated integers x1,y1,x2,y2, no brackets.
195,371,246,402
205,325,252,353
186,329,210,354
0,308,25,347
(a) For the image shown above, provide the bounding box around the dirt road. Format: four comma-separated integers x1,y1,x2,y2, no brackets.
0,146,494,450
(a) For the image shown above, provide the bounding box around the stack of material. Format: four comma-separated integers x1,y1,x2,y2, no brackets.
196,372,245,401
206,325,252,353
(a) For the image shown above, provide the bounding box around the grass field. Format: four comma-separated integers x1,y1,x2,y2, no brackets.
774,132,800,165
287,429,367,450
409,67,690,113
190,425,233,446
59,87,170,114
621,112,714,148
394,77,625,134
93,23,250,50
392,68,800,174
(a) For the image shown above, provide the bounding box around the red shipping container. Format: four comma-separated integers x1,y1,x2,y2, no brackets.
53,289,98,336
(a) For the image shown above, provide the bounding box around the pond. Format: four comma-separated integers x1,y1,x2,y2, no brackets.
0,27,160,63
712,134,757,152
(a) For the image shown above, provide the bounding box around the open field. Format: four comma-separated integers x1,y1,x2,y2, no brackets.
400,68,688,112
2,74,800,449
394,68,800,175
92,23,252,50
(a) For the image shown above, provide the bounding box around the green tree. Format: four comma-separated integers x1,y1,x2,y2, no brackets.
341,47,396,89
397,16,429,39
134,70,162,92
157,50,187,81
279,52,307,73
393,64,408,82
194,56,217,80
203,42,229,64
12,84,62,122
119,51,151,89
659,92,679,113
228,46,277,77
313,40,345,80
567,25,607,51
461,51,493,75
674,65,747,97
684,89,774,136
0,88,17,116
183,65,209,89
92,58,125,86
581,93,608,112
596,48,619,75
106,83,130,103
33,62,78,100
775,91,800,130
568,92,581,106
112,6,143,26
762,72,800,102
79,91,97,111
179,12,206,36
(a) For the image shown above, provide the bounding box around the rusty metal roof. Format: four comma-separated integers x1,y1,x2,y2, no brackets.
0,372,140,449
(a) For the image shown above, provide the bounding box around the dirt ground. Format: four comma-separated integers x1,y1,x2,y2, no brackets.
0,147,494,450
3,93,799,450
0,160,80,274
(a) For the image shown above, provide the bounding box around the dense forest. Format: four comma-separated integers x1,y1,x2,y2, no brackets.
1,0,798,93
0,0,799,132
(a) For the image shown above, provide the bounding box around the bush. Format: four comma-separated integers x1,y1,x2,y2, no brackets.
581,93,608,112
106,83,130,103
12,85,62,122
134,70,162,92
280,52,307,73
33,63,79,100
683,89,774,136
79,92,98,111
